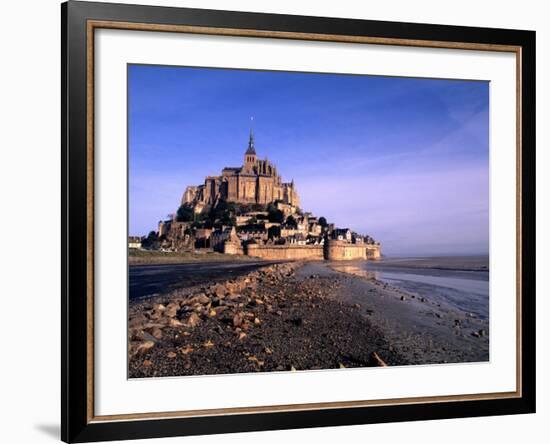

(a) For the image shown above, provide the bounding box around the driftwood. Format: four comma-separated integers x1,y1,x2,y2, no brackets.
369,351,388,367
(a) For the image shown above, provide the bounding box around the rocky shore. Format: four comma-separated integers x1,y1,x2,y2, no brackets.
128,262,404,378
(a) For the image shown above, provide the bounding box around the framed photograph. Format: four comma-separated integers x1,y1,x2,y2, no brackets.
62,1,536,442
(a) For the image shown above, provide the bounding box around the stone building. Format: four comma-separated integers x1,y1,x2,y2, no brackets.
128,236,143,249
181,131,299,208
210,226,243,255
149,128,381,261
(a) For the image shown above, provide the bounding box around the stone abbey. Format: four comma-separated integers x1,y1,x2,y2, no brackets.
181,131,299,211
141,131,381,261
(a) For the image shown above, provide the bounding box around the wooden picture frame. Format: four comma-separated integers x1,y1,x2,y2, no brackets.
62,1,536,442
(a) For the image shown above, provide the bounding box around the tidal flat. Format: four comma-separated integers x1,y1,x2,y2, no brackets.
128,257,489,378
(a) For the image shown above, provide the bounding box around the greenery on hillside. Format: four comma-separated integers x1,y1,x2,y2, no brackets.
175,201,269,229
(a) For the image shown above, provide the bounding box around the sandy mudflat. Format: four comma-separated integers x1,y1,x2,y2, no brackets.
128,260,489,378
321,261,489,365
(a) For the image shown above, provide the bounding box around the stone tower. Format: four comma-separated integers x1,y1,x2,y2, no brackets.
243,130,257,173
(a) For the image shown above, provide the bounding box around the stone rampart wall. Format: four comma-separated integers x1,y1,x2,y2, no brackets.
245,241,381,261
245,244,324,260
325,240,381,261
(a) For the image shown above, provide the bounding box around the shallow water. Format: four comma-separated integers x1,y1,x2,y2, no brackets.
331,262,489,320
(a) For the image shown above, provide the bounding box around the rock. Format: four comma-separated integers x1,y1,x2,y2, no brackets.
164,302,179,318
167,351,177,359
134,340,155,357
352,303,361,309
233,313,244,328
145,326,163,340
238,332,247,340
168,318,184,328
471,330,486,338
197,293,210,304
129,328,145,341
153,303,166,312
214,306,228,315
203,340,214,348
142,331,159,343
185,293,210,306
184,312,200,328
247,356,264,366
179,345,194,355
241,321,251,331
214,285,226,298
254,317,261,325
142,359,153,367
149,309,164,320
128,314,148,329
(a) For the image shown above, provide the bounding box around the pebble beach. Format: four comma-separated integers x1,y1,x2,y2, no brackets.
128,258,489,378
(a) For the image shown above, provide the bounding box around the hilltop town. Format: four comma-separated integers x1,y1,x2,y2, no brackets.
133,131,380,261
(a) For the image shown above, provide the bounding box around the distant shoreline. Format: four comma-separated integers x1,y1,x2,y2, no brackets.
128,249,261,265
374,255,489,272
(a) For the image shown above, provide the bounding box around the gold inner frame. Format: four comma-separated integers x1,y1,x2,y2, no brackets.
86,19,523,423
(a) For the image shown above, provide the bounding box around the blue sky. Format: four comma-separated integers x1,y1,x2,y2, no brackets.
128,64,489,256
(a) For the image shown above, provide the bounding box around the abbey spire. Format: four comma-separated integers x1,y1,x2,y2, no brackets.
245,128,256,155
244,127,257,171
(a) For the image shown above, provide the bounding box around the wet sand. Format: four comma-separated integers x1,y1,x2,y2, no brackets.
128,258,489,378
314,261,489,365
129,260,283,300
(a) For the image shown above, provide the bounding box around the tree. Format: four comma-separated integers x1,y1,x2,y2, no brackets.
220,213,236,227
209,200,237,222
286,215,298,228
268,225,281,240
318,216,328,228
141,231,159,249
268,208,285,223
176,205,194,222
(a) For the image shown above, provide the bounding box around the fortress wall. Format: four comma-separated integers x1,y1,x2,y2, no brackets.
245,244,324,261
366,245,382,260
325,240,381,261
245,242,381,261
